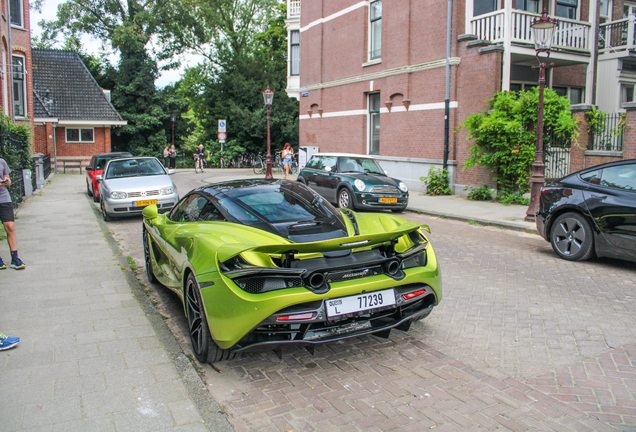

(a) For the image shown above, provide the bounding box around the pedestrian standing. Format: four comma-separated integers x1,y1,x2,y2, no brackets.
282,143,294,180
163,145,169,167
169,145,176,169
0,157,25,269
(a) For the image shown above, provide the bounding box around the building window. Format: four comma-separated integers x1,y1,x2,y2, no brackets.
290,30,300,76
553,86,584,104
369,1,382,59
621,83,635,105
556,0,578,19
9,0,22,26
510,82,538,95
474,0,497,16
515,0,539,13
66,128,95,143
369,93,380,154
600,0,611,21
12,56,25,118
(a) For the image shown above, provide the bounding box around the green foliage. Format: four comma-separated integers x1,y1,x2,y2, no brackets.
459,89,577,195
0,114,33,204
464,185,494,201
176,2,299,155
498,192,530,206
420,167,452,196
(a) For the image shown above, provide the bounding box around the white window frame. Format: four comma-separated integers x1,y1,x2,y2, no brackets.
9,0,23,27
66,127,96,143
368,93,381,155
290,30,300,76
368,0,382,61
12,54,26,119
552,85,584,104
555,0,580,21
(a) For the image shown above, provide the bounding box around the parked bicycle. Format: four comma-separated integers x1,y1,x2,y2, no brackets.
253,153,265,174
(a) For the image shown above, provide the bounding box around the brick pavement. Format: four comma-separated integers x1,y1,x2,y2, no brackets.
95,170,636,431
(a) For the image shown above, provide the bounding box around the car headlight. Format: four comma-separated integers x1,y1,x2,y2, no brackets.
160,186,175,195
110,191,127,199
354,179,366,191
399,181,408,193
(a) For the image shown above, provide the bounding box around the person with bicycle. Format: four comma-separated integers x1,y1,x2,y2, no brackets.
282,143,294,180
194,144,206,172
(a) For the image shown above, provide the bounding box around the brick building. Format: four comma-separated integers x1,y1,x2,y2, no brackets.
285,0,600,192
1,0,34,128
31,49,126,171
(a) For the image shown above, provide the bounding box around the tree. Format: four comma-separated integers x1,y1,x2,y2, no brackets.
38,0,179,156
176,2,299,156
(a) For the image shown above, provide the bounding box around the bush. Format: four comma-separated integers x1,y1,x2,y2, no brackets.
464,185,494,201
420,167,452,196
498,192,530,205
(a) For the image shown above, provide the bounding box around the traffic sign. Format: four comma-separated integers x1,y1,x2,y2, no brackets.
218,132,227,142
218,119,226,133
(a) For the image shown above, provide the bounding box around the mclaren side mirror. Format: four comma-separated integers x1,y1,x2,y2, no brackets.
143,204,159,220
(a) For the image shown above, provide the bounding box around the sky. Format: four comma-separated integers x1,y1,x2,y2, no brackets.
30,0,200,87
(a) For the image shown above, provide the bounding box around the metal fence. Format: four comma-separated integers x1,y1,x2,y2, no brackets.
43,154,51,179
544,129,572,181
590,112,625,151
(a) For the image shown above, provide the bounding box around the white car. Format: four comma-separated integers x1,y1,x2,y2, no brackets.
97,157,179,221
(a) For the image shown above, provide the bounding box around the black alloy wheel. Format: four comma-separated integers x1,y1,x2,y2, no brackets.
338,188,354,209
550,212,594,261
143,228,158,283
185,273,236,363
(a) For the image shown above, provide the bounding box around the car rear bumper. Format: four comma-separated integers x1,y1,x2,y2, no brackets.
232,283,437,353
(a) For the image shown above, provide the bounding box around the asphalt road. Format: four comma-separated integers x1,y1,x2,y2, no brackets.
99,168,636,431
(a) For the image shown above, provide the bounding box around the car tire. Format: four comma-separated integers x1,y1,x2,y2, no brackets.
86,181,93,197
549,212,594,261
185,273,236,364
93,191,99,203
101,200,112,222
338,188,354,210
143,228,158,283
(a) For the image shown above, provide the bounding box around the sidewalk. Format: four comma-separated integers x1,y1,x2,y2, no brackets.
0,175,232,431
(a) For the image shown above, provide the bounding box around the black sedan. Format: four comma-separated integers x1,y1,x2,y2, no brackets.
537,159,636,262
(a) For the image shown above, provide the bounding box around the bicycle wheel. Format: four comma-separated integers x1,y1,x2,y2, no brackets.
220,158,225,169
253,158,263,174
291,161,298,174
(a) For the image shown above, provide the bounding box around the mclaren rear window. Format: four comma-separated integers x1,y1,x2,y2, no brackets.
219,183,346,227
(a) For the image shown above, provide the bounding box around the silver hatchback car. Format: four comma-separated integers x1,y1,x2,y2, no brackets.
97,157,179,221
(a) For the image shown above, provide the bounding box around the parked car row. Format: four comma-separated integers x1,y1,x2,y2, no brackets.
85,152,179,222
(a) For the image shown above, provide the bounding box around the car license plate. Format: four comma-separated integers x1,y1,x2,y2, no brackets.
133,199,157,207
379,197,398,203
325,289,396,317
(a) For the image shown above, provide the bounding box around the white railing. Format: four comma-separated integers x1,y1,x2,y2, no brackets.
599,15,636,53
288,0,301,18
471,10,505,42
470,9,591,52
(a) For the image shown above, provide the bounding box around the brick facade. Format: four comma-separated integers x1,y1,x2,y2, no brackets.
33,125,112,169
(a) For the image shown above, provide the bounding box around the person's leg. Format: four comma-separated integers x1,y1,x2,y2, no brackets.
285,163,290,179
4,221,17,251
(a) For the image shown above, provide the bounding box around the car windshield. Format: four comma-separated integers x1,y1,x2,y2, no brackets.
339,157,385,174
105,158,165,179
217,182,345,227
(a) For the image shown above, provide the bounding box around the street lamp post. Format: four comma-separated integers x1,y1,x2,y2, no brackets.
525,10,558,222
170,112,178,150
263,87,274,179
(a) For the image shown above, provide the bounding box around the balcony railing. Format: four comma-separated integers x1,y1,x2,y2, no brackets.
471,10,591,52
288,0,300,18
599,16,635,53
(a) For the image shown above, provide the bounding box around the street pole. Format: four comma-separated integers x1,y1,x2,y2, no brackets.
443,0,453,172
265,105,273,179
525,10,557,222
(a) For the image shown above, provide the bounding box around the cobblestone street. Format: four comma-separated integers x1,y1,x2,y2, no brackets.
107,170,636,431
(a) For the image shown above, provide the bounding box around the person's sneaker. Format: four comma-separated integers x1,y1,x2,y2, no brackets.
0,257,5,270
0,334,19,351
10,257,25,270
